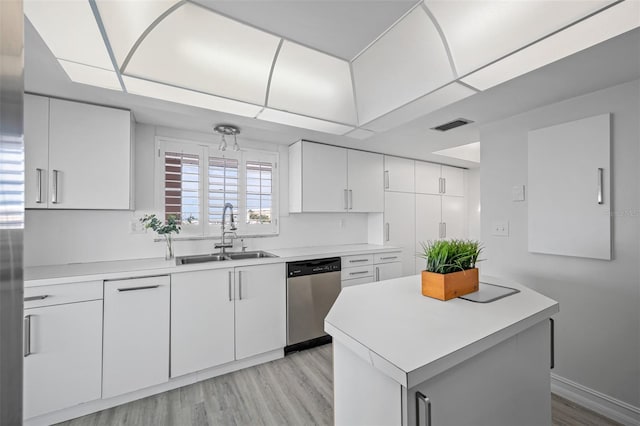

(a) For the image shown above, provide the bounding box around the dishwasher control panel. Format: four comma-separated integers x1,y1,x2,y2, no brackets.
287,257,341,277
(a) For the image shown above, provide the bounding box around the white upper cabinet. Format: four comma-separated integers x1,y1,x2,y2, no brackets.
24,94,50,209
48,98,132,210
353,7,454,125
289,141,383,213
25,96,133,210
415,161,465,197
384,156,415,193
384,191,416,277
347,150,383,213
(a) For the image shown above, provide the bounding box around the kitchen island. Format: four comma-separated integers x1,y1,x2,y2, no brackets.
325,275,559,426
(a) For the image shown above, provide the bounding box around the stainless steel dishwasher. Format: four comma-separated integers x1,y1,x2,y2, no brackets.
286,257,341,353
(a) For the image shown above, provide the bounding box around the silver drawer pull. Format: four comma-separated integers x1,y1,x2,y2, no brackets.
379,256,397,260
24,295,49,302
117,285,160,292
349,271,369,276
416,391,431,426
24,315,32,357
51,169,59,204
349,259,369,263
36,168,43,203
375,267,380,281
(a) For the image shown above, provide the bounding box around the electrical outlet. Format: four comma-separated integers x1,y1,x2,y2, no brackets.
492,221,509,237
129,219,145,234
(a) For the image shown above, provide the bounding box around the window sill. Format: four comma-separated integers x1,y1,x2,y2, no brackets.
153,233,279,242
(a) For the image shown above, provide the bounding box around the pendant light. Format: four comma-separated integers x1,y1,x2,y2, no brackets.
214,124,240,152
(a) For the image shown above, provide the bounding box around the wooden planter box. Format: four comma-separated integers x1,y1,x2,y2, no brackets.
421,268,479,301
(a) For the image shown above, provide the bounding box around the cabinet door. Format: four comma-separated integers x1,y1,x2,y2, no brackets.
23,301,102,419
414,161,441,195
384,191,415,277
235,263,286,360
441,165,465,196
384,156,414,192
48,98,131,209
24,94,49,209
348,150,383,212
103,276,170,398
301,142,348,212
171,269,235,377
375,262,402,282
442,196,466,240
415,194,441,273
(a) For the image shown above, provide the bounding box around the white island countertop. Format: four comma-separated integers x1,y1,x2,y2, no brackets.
25,244,400,287
325,274,559,388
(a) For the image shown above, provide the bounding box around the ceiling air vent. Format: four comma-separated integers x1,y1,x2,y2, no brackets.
431,118,474,132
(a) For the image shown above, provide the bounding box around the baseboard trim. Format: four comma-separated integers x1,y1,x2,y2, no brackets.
24,349,284,426
551,373,640,426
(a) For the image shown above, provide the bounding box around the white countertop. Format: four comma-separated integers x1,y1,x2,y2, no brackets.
25,244,400,287
325,274,559,388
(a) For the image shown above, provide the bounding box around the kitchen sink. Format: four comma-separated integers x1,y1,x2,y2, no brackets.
176,251,277,265
226,251,278,260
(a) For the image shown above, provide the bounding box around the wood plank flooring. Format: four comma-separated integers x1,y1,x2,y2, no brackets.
57,344,620,426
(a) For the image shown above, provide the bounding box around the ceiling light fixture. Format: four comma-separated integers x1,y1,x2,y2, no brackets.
214,124,240,152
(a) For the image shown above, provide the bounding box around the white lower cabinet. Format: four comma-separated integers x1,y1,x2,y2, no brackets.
23,299,103,419
102,276,170,398
341,252,402,288
171,269,235,378
375,262,402,281
235,264,286,360
171,263,286,377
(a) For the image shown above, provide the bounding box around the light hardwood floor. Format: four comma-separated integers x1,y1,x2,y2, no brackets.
58,344,619,426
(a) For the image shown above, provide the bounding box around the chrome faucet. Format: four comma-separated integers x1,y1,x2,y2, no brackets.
214,203,237,254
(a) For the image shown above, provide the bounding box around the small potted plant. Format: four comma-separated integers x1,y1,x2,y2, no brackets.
140,214,183,260
418,239,483,301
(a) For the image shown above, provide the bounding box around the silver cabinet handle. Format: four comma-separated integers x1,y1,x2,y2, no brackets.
348,189,353,210
238,271,243,300
349,259,368,264
438,177,442,194
343,189,348,210
379,256,398,261
438,223,443,239
442,177,446,194
385,223,390,242
35,168,43,203
117,285,160,292
384,170,389,189
24,315,32,357
597,168,603,204
349,270,369,276
442,222,446,238
375,266,380,282
51,169,59,204
228,271,233,302
24,295,48,302
416,391,431,426
550,318,555,369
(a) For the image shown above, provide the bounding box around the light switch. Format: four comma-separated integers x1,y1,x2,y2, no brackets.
492,221,509,237
512,185,525,201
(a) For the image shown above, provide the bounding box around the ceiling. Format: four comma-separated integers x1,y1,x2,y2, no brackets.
24,2,640,169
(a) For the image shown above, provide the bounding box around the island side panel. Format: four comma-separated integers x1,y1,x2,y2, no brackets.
406,320,551,426
333,341,403,426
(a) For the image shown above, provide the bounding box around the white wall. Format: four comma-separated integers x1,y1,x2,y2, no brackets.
24,124,369,266
480,80,639,411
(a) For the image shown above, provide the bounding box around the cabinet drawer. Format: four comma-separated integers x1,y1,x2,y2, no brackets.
374,252,402,264
342,254,373,267
341,265,374,281
24,281,102,309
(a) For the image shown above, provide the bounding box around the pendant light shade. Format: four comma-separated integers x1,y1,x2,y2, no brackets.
214,125,240,152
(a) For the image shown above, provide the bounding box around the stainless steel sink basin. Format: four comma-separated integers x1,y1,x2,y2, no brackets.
226,251,278,260
176,251,277,265
176,254,228,265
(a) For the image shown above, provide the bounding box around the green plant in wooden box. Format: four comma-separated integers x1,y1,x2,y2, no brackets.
418,239,483,301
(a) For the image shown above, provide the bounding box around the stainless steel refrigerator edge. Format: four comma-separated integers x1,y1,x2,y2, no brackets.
0,0,24,424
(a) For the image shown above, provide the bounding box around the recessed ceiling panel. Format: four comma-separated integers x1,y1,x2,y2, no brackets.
96,0,181,67
122,76,262,118
461,0,640,90
192,0,416,60
59,60,122,91
124,2,281,105
257,108,354,135
426,0,615,77
268,41,357,125
24,0,113,69
352,7,455,125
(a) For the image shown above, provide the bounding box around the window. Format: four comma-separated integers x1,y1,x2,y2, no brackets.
156,137,278,237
